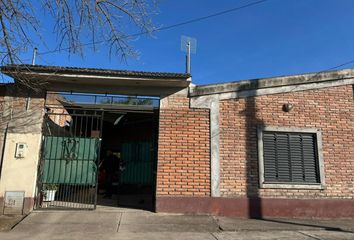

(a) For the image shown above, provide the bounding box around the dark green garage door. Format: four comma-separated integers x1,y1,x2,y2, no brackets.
120,142,154,185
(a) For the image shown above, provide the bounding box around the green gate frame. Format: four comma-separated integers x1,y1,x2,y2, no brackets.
36,109,104,210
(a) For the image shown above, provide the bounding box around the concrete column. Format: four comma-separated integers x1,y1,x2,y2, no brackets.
210,100,220,197
190,94,221,197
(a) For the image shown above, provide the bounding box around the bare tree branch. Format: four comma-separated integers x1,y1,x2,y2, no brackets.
41,0,156,58
0,13,13,63
0,0,157,88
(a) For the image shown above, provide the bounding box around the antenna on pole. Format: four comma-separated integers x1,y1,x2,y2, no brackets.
181,36,197,74
186,42,191,74
32,48,38,65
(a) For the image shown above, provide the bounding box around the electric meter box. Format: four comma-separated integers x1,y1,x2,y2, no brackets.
15,142,27,158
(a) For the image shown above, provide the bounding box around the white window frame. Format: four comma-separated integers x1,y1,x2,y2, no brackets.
257,125,326,190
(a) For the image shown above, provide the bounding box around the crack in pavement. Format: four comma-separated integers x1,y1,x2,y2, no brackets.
298,231,326,240
116,213,123,233
210,232,220,240
212,216,223,231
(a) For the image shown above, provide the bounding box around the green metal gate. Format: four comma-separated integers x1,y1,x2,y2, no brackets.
36,108,103,210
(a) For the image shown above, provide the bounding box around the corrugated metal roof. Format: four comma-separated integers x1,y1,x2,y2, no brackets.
1,64,191,79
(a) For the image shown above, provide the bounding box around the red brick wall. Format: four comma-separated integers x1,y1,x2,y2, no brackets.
156,93,211,196
219,84,354,199
0,85,45,134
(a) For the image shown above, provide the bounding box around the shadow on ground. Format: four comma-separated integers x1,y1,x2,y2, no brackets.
217,217,354,233
0,215,25,232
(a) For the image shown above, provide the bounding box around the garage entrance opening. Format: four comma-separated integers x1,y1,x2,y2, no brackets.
35,92,159,211
98,109,159,211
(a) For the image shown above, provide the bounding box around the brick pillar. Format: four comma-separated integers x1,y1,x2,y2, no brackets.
156,88,211,199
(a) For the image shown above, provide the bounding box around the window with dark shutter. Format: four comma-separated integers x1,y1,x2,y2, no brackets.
262,132,320,184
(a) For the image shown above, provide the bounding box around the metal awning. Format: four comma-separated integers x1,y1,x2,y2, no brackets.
1,64,191,96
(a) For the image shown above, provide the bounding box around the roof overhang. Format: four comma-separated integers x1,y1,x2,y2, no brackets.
58,100,157,113
1,65,191,96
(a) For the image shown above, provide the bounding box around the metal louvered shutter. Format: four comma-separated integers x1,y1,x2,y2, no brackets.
263,131,320,184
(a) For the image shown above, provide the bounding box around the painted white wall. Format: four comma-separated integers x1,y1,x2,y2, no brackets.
0,133,42,198
0,92,44,201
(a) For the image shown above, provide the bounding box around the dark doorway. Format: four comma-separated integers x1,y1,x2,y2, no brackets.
97,110,159,211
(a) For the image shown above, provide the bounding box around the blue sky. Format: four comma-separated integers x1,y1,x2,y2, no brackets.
15,0,354,85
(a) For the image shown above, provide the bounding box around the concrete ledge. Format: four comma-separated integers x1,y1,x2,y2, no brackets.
190,68,354,97
156,196,354,219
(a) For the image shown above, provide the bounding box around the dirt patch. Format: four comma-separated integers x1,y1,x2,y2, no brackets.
0,215,25,232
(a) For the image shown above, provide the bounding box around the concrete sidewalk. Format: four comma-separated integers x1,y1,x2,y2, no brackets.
0,209,354,239
0,215,24,232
